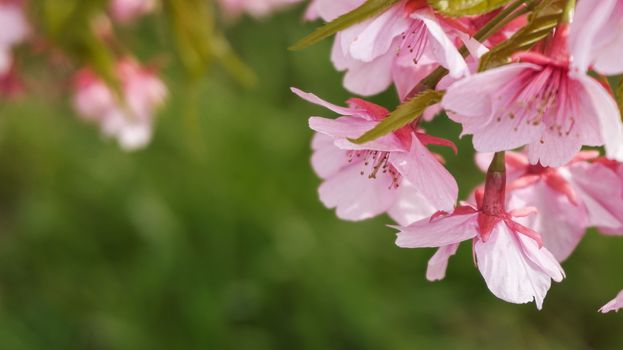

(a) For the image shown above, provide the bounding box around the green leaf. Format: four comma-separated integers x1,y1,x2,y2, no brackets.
478,0,564,70
349,90,445,144
616,78,623,121
212,35,258,88
428,0,515,17
289,0,400,51
163,0,215,78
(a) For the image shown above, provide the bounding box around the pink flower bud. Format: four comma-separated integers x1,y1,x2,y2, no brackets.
73,59,167,151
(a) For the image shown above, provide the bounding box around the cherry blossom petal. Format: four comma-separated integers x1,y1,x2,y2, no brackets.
575,73,623,162
600,290,623,313
308,117,407,152
392,63,437,101
508,183,587,262
390,135,458,212
388,179,438,226
412,9,467,78
308,116,377,138
309,0,362,21
291,88,356,116
593,27,623,75
342,48,396,96
310,133,350,179
395,212,478,248
474,223,560,310
426,243,460,281
349,5,408,62
568,0,616,73
566,162,623,230
318,161,399,221
442,63,535,122
517,232,565,283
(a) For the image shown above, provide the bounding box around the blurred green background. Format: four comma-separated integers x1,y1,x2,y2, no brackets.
0,5,622,349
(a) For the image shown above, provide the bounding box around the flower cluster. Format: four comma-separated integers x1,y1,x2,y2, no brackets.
2,0,296,150
293,0,623,311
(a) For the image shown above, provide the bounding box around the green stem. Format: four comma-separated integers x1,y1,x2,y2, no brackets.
488,151,506,173
406,0,533,98
561,0,576,24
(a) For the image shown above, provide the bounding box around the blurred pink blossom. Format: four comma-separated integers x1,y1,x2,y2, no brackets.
73,59,167,151
218,0,302,18
0,0,29,75
109,0,156,23
292,87,458,225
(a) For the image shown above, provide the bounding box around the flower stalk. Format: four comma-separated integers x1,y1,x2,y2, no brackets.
482,152,506,216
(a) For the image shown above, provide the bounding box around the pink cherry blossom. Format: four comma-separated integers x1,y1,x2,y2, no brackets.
476,151,623,261
569,0,623,75
218,0,302,18
600,290,623,313
73,59,167,151
109,0,156,24
326,0,476,96
396,164,565,309
442,50,623,167
292,87,458,225
0,0,29,75
396,201,564,309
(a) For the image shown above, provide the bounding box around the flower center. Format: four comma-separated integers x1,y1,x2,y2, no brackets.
493,65,579,143
347,150,401,189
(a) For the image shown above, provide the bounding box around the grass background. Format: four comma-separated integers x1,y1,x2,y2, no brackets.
0,5,621,349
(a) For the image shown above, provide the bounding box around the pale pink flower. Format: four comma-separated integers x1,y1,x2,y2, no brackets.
109,0,156,23
395,171,564,309
569,0,623,75
0,0,29,75
600,290,623,313
477,151,623,261
326,0,477,96
218,0,302,18
73,59,167,151
442,51,623,167
292,87,458,225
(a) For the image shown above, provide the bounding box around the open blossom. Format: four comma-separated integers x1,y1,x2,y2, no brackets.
477,151,623,261
292,87,458,225
109,0,156,23
569,0,623,75
395,169,564,309
320,0,477,96
600,290,623,313
218,0,302,18
0,0,29,75
73,59,167,151
442,49,623,167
